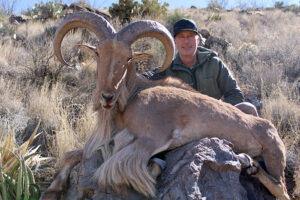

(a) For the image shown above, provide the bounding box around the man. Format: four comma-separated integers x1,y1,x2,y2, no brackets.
143,19,258,116
146,19,258,174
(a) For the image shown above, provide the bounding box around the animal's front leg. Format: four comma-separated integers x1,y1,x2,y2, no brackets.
40,149,83,200
237,153,290,200
112,129,134,154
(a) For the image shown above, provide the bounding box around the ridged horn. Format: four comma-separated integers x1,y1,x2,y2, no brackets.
116,20,175,72
53,11,116,66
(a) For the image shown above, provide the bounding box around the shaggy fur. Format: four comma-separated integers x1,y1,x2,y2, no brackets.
92,83,289,199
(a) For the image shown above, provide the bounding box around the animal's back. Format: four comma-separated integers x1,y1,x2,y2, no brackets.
123,86,267,156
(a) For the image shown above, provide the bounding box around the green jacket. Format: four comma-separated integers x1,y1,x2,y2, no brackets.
144,47,244,105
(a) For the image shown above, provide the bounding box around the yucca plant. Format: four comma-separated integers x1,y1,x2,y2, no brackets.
0,120,50,200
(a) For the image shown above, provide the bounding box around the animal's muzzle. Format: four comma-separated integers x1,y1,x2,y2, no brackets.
101,93,116,109
102,93,114,102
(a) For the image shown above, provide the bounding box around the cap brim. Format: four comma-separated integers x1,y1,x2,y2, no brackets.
174,29,199,37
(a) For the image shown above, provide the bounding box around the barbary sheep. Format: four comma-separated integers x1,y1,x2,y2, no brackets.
41,11,289,200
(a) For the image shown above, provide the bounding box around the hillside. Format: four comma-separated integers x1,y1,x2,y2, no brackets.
0,4,299,199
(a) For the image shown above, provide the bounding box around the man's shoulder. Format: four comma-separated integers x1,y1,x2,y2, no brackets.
196,46,220,66
197,46,218,56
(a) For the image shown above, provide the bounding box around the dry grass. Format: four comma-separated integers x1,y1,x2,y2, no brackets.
0,78,29,135
0,7,299,196
262,85,299,143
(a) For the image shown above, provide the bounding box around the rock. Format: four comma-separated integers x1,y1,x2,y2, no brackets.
9,14,28,24
61,137,276,200
204,36,230,53
199,29,211,39
157,138,247,200
197,30,230,55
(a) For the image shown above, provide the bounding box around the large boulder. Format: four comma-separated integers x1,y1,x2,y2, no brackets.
62,137,275,200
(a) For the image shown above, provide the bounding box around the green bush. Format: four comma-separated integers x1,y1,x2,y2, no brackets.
109,0,169,24
208,13,222,21
0,9,14,36
24,0,66,21
109,0,139,24
139,0,169,18
275,1,284,8
0,122,48,200
282,5,300,14
207,0,224,10
207,0,223,21
0,23,16,37
166,9,190,27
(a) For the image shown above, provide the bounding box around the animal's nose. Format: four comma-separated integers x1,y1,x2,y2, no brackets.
102,93,114,102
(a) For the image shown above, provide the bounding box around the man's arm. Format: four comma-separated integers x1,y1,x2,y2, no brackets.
217,60,244,105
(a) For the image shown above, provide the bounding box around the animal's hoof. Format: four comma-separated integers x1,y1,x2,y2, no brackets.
246,165,259,175
39,191,58,200
150,157,166,170
237,153,260,175
148,158,166,179
237,153,251,168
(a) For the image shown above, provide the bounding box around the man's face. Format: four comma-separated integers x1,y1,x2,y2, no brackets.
174,30,199,57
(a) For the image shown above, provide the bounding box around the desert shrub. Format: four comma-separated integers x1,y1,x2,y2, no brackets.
44,26,57,38
275,1,284,8
166,9,190,27
282,5,300,14
109,0,139,24
207,12,222,21
139,0,169,18
0,122,49,200
22,37,63,86
0,24,15,36
207,0,226,10
24,0,66,21
16,25,87,87
0,17,16,36
207,0,223,21
261,85,299,141
109,0,168,24
0,78,31,137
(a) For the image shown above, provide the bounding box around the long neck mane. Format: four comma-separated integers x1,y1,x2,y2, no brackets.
83,67,134,160
83,106,118,160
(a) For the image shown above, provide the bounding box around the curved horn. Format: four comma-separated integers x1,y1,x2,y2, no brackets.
54,11,116,66
116,20,175,72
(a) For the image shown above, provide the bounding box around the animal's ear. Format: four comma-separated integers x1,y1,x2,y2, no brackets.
76,44,98,57
132,52,153,62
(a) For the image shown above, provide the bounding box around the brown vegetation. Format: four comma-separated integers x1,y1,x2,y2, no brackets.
0,6,299,199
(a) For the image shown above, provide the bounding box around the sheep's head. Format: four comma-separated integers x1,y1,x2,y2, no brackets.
92,40,132,109
53,11,175,110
